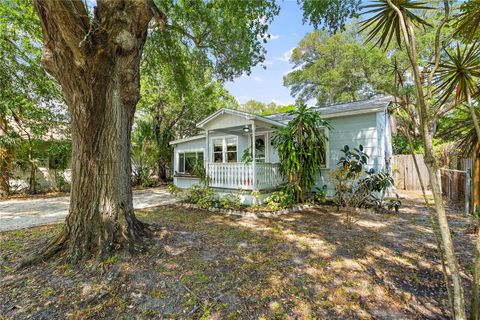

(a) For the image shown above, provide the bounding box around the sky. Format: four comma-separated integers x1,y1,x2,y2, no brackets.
224,1,314,106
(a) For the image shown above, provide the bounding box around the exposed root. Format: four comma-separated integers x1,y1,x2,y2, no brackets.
18,218,151,269
19,230,68,269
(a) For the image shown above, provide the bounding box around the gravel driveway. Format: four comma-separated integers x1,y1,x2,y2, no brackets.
0,188,177,232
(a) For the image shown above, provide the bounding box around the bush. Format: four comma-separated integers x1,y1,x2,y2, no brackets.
167,183,180,196
331,144,397,210
313,185,328,204
187,184,215,209
264,187,296,211
219,193,241,210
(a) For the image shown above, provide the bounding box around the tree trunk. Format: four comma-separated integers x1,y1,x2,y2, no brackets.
466,94,480,320
406,130,454,315
23,0,158,265
423,133,466,319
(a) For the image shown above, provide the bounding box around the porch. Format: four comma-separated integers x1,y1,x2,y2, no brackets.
207,162,285,191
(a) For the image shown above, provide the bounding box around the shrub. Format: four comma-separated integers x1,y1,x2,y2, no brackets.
219,193,241,210
313,185,328,204
187,184,215,209
167,183,180,196
331,144,397,210
264,187,296,211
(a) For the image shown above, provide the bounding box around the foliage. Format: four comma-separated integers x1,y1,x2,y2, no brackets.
453,0,480,42
131,120,157,187
264,187,296,211
236,100,295,115
434,43,480,106
273,102,329,202
331,145,394,209
167,183,180,197
284,26,395,105
313,185,328,204
360,0,432,48
387,195,402,214
0,0,67,195
251,190,262,207
299,0,361,33
219,194,241,210
187,185,215,209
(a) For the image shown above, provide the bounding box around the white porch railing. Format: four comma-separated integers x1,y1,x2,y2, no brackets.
207,162,285,190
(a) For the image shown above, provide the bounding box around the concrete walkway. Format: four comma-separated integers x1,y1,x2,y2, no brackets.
0,188,177,232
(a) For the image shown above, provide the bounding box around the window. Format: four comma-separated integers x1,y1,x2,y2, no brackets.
211,137,238,163
213,139,223,163
177,151,204,175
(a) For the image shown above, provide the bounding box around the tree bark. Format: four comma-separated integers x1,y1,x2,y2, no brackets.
23,0,160,265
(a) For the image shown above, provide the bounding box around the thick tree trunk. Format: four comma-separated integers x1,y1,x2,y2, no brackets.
22,0,160,265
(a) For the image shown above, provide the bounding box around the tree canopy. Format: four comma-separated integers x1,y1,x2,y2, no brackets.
283,26,394,105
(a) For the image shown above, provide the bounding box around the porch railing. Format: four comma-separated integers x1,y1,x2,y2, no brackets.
207,162,284,190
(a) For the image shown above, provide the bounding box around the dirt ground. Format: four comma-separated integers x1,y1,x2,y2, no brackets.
0,192,476,319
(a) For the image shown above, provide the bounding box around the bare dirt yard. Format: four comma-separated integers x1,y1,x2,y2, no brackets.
0,193,476,319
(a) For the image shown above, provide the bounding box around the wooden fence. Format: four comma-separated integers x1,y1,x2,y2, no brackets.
393,154,430,191
393,154,473,212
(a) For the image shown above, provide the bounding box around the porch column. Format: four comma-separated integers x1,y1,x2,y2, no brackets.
252,123,256,190
205,130,209,182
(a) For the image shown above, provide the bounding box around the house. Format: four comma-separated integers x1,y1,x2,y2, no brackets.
169,96,393,204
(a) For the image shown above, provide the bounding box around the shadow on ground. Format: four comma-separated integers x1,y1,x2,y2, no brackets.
0,194,475,319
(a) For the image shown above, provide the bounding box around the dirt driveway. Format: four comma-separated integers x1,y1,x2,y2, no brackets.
0,188,177,232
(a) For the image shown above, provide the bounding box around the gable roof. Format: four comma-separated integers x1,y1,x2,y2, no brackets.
196,108,285,129
264,96,392,123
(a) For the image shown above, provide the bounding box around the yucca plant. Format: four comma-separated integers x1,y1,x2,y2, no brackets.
359,0,432,48
273,102,330,203
434,43,480,146
453,0,480,43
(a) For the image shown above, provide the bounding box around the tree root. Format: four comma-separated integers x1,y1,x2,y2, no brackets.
18,218,152,269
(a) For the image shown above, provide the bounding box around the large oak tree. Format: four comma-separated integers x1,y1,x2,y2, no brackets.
26,0,279,264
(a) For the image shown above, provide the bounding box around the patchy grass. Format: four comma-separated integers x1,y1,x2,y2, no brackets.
0,194,475,319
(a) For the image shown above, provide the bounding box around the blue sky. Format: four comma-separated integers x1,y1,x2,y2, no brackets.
225,1,314,106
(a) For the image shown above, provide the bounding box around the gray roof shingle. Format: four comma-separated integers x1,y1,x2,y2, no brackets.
264,96,392,123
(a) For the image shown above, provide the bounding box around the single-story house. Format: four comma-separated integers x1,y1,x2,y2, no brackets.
169,96,393,204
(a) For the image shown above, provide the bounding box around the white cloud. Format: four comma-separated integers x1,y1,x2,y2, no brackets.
263,60,274,66
274,48,294,62
269,34,280,40
253,76,263,82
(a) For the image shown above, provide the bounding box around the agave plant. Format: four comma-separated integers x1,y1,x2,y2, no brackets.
359,0,432,48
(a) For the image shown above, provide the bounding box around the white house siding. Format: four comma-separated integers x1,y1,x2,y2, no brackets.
173,131,251,189
314,112,386,195
172,110,392,196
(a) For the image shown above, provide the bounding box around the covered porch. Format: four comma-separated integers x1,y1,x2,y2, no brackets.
197,109,286,191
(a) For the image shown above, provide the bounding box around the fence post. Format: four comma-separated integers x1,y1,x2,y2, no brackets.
466,159,472,215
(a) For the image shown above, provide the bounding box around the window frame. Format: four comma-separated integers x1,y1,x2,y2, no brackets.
209,136,238,163
319,127,329,169
175,148,205,176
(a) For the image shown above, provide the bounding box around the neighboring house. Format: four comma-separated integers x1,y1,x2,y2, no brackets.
169,96,393,204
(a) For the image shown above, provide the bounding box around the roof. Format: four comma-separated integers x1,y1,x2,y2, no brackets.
196,108,285,129
169,134,206,146
264,96,392,123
